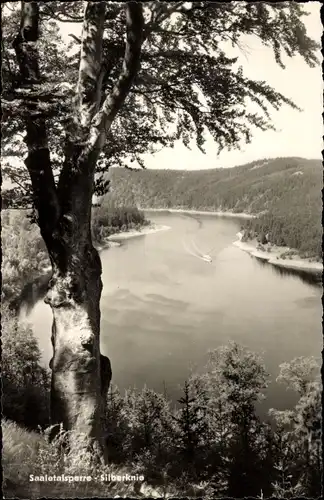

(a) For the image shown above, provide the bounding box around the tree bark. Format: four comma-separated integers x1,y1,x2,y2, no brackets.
45,230,110,460
13,0,144,463
13,2,112,462
44,144,111,461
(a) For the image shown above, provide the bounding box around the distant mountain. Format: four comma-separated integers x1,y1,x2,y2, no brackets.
106,157,322,258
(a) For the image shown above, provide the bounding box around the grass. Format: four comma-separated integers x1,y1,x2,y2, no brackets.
2,418,208,499
2,419,147,499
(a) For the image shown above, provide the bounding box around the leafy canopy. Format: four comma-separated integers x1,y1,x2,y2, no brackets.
1,1,319,208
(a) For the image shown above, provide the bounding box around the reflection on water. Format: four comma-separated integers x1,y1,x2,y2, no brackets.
24,212,322,417
253,256,322,287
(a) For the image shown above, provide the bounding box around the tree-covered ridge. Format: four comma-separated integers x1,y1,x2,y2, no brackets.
107,157,322,257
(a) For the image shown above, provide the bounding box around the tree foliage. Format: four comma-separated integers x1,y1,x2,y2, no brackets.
2,304,50,429
3,333,321,498
1,210,50,305
269,357,322,498
1,2,319,208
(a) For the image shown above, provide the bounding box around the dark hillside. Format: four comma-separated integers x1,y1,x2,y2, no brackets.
106,157,322,258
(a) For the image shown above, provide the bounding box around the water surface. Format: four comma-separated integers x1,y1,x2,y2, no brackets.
28,212,322,415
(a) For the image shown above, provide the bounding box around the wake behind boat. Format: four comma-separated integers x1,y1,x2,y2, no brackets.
183,238,214,263
201,254,213,263
181,214,216,263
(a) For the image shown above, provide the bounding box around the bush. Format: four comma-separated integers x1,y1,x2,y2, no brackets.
2,304,50,430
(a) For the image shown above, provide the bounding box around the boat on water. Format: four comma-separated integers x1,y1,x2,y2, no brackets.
183,238,214,263
182,214,215,264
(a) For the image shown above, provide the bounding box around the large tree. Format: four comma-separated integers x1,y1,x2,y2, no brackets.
1,1,319,462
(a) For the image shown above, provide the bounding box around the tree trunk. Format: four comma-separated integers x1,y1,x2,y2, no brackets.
45,148,112,461
13,0,143,464
46,254,111,460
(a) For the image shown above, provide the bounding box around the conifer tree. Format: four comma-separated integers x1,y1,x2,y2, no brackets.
174,380,208,480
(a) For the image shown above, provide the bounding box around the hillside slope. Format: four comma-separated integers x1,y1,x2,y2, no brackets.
106,157,322,258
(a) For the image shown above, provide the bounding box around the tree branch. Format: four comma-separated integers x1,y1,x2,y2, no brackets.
2,174,29,193
68,33,81,44
85,2,144,154
55,2,108,219
42,4,84,23
73,1,107,130
146,3,186,32
13,1,60,236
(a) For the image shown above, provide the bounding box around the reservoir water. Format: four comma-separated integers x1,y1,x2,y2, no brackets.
27,211,322,416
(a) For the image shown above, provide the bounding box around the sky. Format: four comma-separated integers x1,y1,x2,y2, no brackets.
141,2,322,169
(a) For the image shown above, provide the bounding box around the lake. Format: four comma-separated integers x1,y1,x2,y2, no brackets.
27,211,322,417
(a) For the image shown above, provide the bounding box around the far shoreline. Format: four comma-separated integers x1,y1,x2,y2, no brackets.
96,211,322,278
142,207,256,219
99,223,171,248
233,234,323,275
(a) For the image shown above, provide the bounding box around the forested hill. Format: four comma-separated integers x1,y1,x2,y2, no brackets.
107,157,322,258
107,157,321,213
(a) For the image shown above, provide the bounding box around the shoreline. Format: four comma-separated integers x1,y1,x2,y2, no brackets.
142,208,256,219
33,224,170,269
233,234,323,275
18,223,171,319
105,223,171,243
